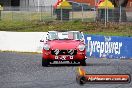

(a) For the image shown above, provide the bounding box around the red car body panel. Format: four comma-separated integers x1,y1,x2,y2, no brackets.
42,39,86,61
48,40,80,49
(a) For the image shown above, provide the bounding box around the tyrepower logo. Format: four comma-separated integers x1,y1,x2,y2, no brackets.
87,37,122,57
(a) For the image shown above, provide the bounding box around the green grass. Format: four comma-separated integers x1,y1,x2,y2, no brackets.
0,20,132,37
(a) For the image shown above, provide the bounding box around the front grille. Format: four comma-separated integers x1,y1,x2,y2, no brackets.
51,50,77,55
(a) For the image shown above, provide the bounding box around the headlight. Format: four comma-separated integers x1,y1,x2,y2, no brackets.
43,44,50,50
78,44,85,51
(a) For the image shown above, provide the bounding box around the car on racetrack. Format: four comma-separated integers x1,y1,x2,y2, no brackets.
40,31,87,66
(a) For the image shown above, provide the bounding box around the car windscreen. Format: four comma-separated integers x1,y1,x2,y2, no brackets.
48,32,82,40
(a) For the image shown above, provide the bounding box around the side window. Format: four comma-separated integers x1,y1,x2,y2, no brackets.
73,32,83,40
47,34,49,40
48,32,57,40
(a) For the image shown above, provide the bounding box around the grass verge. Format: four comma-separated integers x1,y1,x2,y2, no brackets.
0,20,132,36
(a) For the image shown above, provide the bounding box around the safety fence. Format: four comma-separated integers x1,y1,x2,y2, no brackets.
0,6,132,23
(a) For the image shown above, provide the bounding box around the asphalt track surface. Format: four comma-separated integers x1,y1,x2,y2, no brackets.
0,52,132,88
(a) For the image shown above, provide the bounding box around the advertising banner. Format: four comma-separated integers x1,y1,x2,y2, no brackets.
84,34,132,59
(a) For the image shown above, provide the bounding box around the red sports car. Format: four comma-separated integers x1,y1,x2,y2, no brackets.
41,31,87,66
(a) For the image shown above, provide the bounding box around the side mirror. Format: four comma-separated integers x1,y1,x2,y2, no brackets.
46,37,48,40
40,40,44,42
81,39,84,43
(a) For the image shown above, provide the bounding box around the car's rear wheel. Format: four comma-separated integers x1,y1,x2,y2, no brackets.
80,59,86,66
42,58,50,67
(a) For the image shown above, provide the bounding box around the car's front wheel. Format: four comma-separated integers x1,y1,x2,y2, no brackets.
80,59,86,66
42,58,50,67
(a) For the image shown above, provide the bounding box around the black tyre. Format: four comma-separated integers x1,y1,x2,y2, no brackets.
42,58,50,67
80,59,86,66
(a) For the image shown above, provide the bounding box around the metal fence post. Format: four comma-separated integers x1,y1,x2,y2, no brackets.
0,10,1,21
29,6,31,21
81,5,84,22
94,7,97,22
51,5,53,19
71,8,73,21
21,6,23,21
107,7,108,22
61,7,62,21
119,6,122,22
40,6,42,21
105,7,107,27
11,7,13,21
